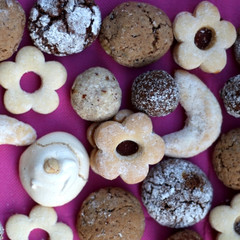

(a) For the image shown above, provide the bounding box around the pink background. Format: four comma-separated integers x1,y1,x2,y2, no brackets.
0,0,240,239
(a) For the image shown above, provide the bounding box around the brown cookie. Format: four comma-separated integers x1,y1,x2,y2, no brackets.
99,2,173,67
213,128,240,189
0,0,25,61
167,229,202,240
76,187,145,240
28,0,101,56
234,28,240,64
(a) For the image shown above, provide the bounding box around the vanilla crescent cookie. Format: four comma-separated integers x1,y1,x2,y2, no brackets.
6,205,73,240
163,70,222,158
209,194,240,240
173,1,236,73
0,46,67,114
19,132,89,207
0,115,36,146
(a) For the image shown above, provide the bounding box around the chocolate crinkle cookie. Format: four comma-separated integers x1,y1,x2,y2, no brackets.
220,74,240,118
131,70,179,117
141,158,213,228
212,128,240,190
167,229,202,240
234,28,240,64
76,187,145,240
99,2,173,67
0,222,3,240
28,0,101,56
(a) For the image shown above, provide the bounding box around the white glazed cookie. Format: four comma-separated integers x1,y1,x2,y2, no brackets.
0,46,67,114
163,70,222,158
209,194,240,240
19,132,89,207
6,205,73,240
0,115,36,146
173,1,236,73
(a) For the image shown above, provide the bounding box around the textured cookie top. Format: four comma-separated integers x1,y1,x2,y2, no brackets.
77,187,145,240
167,229,202,240
234,28,240,64
28,0,101,56
141,158,213,228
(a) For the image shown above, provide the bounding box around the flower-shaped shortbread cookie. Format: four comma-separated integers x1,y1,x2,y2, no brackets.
209,194,240,240
173,1,236,73
0,46,67,114
90,112,165,184
6,205,73,240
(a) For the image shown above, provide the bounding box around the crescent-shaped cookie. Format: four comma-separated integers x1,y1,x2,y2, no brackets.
163,70,222,158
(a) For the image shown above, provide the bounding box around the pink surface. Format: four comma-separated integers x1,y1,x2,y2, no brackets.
0,0,239,239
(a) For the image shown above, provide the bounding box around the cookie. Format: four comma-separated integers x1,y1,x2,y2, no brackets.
28,0,101,56
131,70,179,117
220,74,240,118
0,0,25,61
141,158,213,228
167,229,202,240
212,128,240,190
0,222,3,240
76,187,145,240
99,2,173,67
234,28,240,64
71,67,122,122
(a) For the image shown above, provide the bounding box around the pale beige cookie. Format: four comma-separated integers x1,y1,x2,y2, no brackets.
163,70,222,158
19,132,89,207
173,1,236,73
0,115,36,146
90,112,165,184
0,46,67,114
6,205,73,240
209,193,240,240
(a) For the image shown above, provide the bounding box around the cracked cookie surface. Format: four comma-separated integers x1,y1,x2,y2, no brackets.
76,187,145,240
99,1,173,67
28,0,101,56
141,158,213,228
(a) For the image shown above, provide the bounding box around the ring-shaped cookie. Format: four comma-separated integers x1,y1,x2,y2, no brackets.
19,132,89,207
0,46,67,114
162,70,222,158
90,112,165,184
173,1,236,73
6,205,73,240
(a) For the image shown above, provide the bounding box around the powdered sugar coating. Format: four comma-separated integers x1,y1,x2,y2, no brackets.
234,28,240,64
0,222,3,240
131,70,179,117
141,158,213,228
28,0,101,56
220,74,240,118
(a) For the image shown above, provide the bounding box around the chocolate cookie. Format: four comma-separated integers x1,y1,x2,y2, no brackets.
213,128,240,189
167,229,202,240
220,74,240,118
234,28,240,64
76,187,145,240
71,67,122,122
99,2,173,67
131,70,179,117
0,0,25,61
141,158,213,228
28,0,101,56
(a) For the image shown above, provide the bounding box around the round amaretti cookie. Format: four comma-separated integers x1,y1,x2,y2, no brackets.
220,74,240,118
212,128,240,189
167,229,202,240
234,28,240,64
28,0,101,56
76,187,145,240
141,158,213,228
99,2,173,67
71,67,122,122
131,70,179,117
0,0,25,61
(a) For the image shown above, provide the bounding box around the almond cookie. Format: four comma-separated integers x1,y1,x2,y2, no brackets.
0,0,25,61
212,128,240,190
99,1,173,67
167,229,202,240
28,0,101,56
71,67,122,122
76,187,145,240
141,158,213,228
